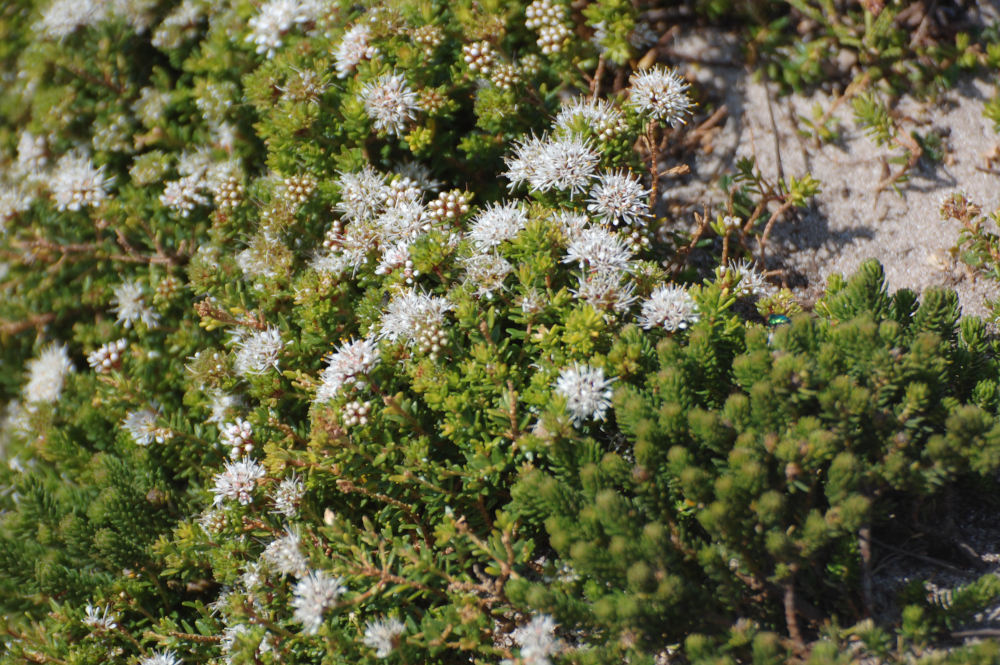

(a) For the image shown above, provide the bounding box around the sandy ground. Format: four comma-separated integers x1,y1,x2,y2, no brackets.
663,30,1000,320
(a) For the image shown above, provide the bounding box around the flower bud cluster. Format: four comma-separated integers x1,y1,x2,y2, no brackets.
281,174,318,206
87,339,128,373
525,0,571,54
462,41,495,75
341,399,372,427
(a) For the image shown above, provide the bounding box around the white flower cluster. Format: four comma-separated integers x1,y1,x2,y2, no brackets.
292,570,346,634
363,617,406,658
554,364,615,426
122,409,172,446
586,170,650,227
315,337,380,403
245,0,324,58
138,650,181,665
271,475,305,518
504,134,599,198
723,259,769,298
16,131,47,174
24,343,74,405
628,66,694,127
51,154,112,212
461,253,513,300
111,281,160,329
87,338,128,373
161,174,209,217
563,226,633,273
262,529,309,577
82,603,119,632
379,288,453,347
334,23,378,78
359,73,419,137
233,327,284,377
467,202,529,251
512,614,563,665
211,456,266,505
639,284,700,331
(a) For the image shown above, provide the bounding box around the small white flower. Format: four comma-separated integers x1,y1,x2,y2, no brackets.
262,529,309,577
461,253,512,299
639,284,699,331
379,289,452,345
122,409,171,446
16,131,47,173
554,363,614,425
587,171,650,227
24,343,73,404
0,185,33,226
36,0,107,38
112,281,160,329
467,202,529,251
245,0,322,58
628,66,694,127
161,174,209,217
375,197,426,244
334,23,377,78
292,570,347,634
211,457,266,505
572,269,637,313
271,474,305,518
206,390,241,424
335,166,388,222
220,418,254,457
51,153,112,212
504,134,598,198
83,603,119,631
87,338,128,373
360,73,419,137
199,508,227,534
133,87,171,127
233,327,284,376
512,614,562,665
315,337,380,403
139,651,181,665
725,259,768,298
363,617,406,658
553,97,626,141
563,227,633,273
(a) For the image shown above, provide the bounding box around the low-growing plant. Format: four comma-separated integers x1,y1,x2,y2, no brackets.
0,2,998,665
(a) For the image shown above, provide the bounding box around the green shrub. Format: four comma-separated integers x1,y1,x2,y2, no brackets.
0,2,998,665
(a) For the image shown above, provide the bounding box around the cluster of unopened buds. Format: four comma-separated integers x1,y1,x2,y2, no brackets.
621,227,651,253
490,63,521,90
414,318,447,360
281,174,317,206
412,24,443,49
213,175,244,210
462,41,495,75
87,339,128,373
341,400,371,427
423,190,471,226
155,275,181,303
221,418,254,458
525,0,570,54
385,176,422,204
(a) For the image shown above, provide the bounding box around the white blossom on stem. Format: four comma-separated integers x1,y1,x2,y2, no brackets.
554,364,614,426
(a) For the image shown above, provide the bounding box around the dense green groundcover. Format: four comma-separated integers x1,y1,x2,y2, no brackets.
1,1,1000,664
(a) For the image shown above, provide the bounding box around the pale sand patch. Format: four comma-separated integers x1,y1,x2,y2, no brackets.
662,30,1000,319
